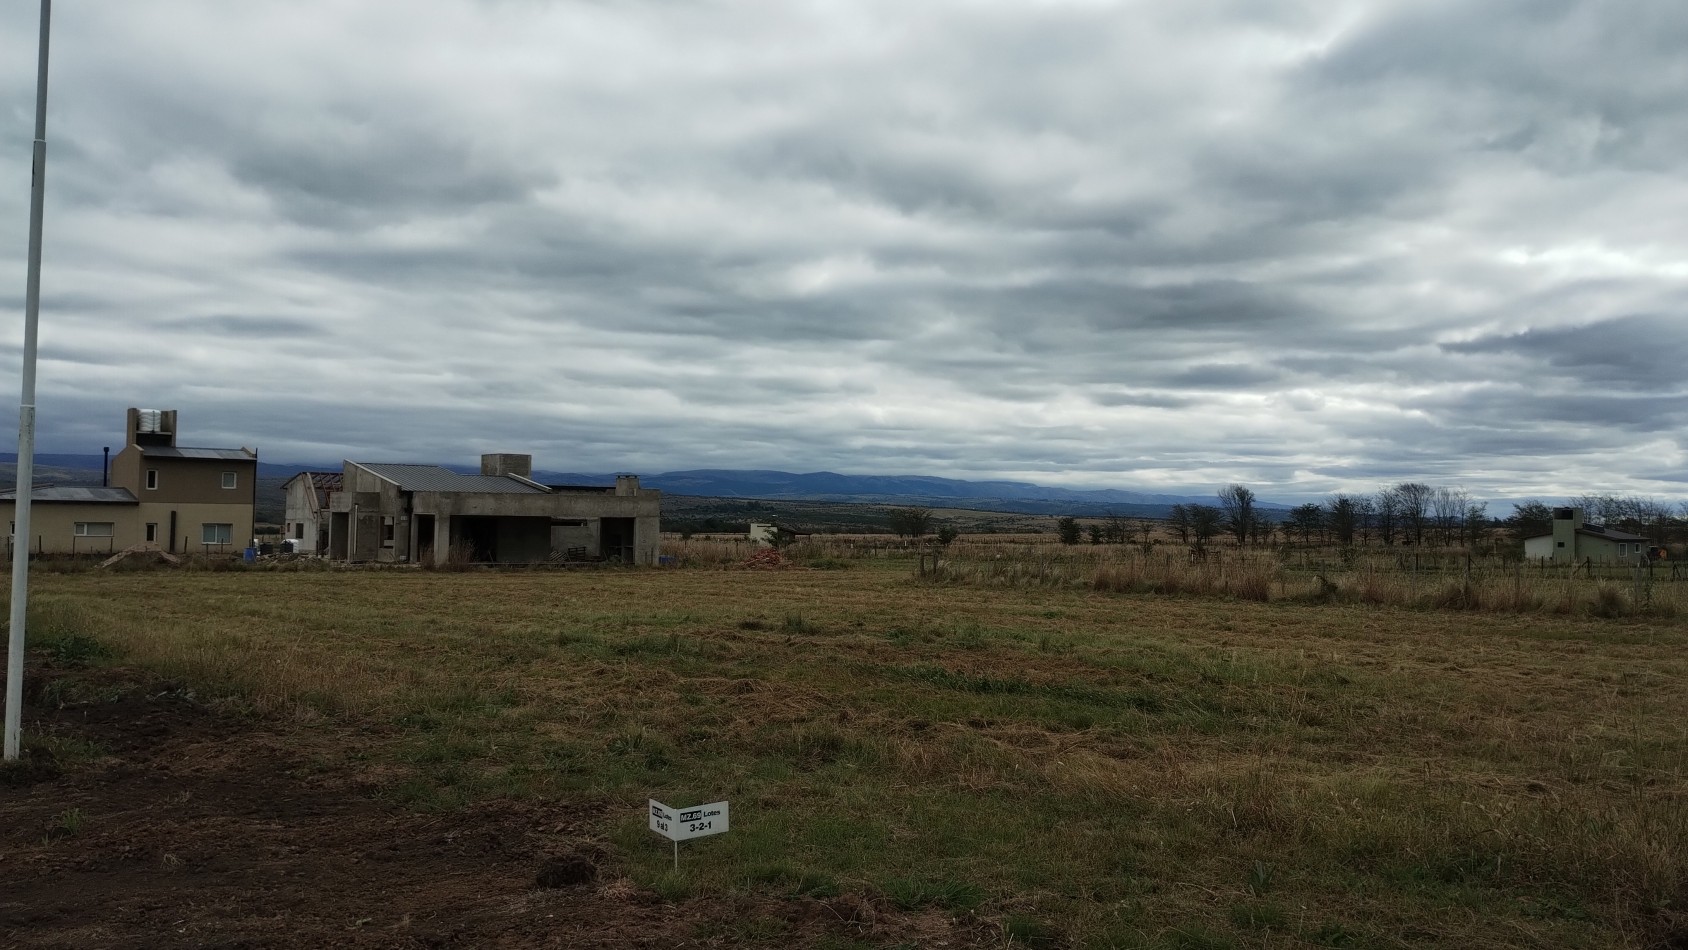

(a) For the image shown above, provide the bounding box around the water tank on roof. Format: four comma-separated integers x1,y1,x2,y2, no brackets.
137,409,166,433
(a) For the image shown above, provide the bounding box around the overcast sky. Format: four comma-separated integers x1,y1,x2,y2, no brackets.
1,1,1684,503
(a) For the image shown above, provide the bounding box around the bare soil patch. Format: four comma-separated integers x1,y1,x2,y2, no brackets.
1,662,993,949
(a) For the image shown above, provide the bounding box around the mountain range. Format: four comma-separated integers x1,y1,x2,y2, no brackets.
0,454,1283,518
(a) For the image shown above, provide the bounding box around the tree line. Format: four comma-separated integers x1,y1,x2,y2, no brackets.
1062,486,1688,550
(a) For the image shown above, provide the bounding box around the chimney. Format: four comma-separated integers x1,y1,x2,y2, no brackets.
481,453,532,479
615,474,639,496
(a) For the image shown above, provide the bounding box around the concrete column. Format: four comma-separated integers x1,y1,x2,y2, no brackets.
433,515,452,563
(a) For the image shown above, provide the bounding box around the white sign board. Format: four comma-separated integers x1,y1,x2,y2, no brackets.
649,799,730,841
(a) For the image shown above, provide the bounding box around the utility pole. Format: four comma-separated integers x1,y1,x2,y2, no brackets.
6,0,52,761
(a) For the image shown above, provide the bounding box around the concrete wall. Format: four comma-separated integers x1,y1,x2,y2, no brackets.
1549,508,1584,564
0,502,142,555
633,515,661,564
551,521,598,555
282,478,326,550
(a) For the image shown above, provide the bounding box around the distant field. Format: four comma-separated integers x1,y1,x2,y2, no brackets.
11,558,1688,948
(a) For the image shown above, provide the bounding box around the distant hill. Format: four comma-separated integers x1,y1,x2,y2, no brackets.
512,468,1282,517
0,455,1287,521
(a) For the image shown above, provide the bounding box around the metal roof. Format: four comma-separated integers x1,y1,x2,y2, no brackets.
283,471,343,490
1524,525,1652,543
1576,525,1650,542
353,463,548,494
138,445,256,460
0,486,137,504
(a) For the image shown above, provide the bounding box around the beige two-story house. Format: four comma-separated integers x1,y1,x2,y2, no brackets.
108,408,258,554
2,408,256,556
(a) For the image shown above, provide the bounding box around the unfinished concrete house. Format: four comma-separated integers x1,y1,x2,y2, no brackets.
327,454,661,565
281,471,342,554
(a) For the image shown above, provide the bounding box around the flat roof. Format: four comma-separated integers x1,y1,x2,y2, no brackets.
1525,526,1652,543
352,462,548,494
0,486,138,504
138,445,256,461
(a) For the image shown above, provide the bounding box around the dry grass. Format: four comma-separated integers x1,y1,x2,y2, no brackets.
12,564,1688,948
903,540,1686,618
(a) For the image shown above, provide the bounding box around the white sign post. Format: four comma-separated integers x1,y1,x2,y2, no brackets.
649,799,730,870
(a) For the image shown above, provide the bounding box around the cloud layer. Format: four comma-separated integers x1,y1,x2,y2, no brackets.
2,0,1685,502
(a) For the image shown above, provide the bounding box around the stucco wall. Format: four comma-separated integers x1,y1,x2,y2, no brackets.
137,501,256,555
0,502,141,555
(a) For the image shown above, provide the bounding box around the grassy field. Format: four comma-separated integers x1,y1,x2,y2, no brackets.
13,558,1688,948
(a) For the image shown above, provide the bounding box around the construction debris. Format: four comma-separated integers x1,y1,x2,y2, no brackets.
98,546,183,569
741,548,787,570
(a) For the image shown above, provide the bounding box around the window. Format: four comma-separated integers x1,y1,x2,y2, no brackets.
201,523,233,545
145,523,157,543
294,523,305,540
145,469,158,490
1556,541,1565,548
381,517,396,545
222,471,238,490
74,522,115,537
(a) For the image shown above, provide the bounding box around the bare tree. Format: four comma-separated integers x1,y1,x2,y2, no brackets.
1463,500,1489,547
1326,494,1360,546
1288,503,1324,543
1375,487,1401,546
1508,500,1553,542
1354,494,1376,545
1217,484,1256,547
1394,482,1433,545
1103,511,1129,544
1132,518,1156,548
1167,504,1192,544
1188,504,1222,555
1430,487,1470,546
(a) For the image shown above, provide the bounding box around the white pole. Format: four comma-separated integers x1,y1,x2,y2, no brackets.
5,0,52,762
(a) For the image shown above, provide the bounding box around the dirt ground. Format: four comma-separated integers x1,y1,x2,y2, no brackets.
1,662,996,949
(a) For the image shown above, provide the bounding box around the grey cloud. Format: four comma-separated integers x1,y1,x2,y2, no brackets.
1160,363,1283,390
1442,315,1688,392
0,1,1685,503
168,315,331,339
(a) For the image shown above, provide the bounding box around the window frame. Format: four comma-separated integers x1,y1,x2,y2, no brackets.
222,471,238,490
74,522,115,538
145,469,159,490
200,523,233,546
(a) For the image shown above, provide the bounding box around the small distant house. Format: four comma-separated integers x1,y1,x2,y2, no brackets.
1,408,256,555
1522,507,1651,565
281,471,342,554
327,453,661,565
749,522,809,546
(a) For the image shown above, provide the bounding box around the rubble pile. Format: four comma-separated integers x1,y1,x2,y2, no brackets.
741,548,787,570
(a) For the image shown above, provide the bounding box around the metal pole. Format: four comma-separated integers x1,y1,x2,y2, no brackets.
5,0,51,762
